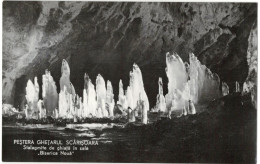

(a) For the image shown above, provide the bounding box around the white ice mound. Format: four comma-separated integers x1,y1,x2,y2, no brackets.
25,77,40,119
42,70,58,116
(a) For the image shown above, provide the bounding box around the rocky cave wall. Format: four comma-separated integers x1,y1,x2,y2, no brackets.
2,2,257,109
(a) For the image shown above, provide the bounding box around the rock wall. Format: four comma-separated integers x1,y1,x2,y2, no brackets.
243,22,257,108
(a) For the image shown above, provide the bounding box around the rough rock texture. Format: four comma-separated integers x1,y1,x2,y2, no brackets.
2,2,257,108
243,22,257,108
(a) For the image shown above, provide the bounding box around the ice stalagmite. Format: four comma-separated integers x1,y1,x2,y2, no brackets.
96,74,107,117
59,59,77,118
155,77,166,112
83,74,97,117
83,89,88,117
235,81,240,92
165,52,188,111
58,86,70,118
73,95,83,120
42,70,58,117
164,52,221,115
222,82,229,96
60,59,76,97
83,74,90,117
25,77,39,119
117,80,127,110
181,82,191,115
37,100,46,119
139,99,147,124
127,107,136,122
128,64,149,115
126,86,134,110
189,53,221,103
188,100,196,115
106,80,115,117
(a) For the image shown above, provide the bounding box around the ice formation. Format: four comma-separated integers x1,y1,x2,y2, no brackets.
60,59,75,96
117,80,127,109
2,104,19,116
127,107,136,122
129,64,149,113
25,77,40,119
188,100,196,115
59,59,76,118
155,77,166,112
83,74,97,117
188,53,221,103
106,80,115,117
38,100,46,119
96,74,107,117
164,52,188,111
42,70,58,116
140,99,148,124
74,95,83,119
20,51,222,122
222,82,229,96
116,64,149,123
58,86,72,118
162,52,221,114
235,81,241,92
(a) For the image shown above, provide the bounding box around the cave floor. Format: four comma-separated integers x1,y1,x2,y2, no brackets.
2,94,256,162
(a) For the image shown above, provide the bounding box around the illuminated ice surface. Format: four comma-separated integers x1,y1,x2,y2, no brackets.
18,52,225,121
154,77,166,112
42,70,58,116
83,74,97,117
25,77,39,119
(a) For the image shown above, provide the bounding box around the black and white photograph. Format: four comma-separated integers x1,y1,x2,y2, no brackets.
1,1,257,163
